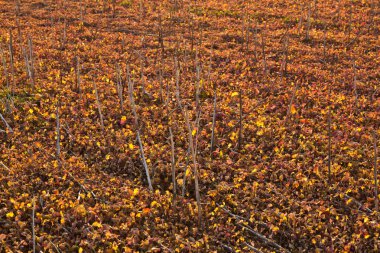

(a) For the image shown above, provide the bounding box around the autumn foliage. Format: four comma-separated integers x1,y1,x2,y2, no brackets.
0,0,379,252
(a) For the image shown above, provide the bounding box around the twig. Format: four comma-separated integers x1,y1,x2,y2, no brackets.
32,197,36,253
218,203,292,240
195,63,201,112
214,240,235,252
47,238,61,253
184,106,202,227
138,48,146,94
343,194,372,214
67,172,97,199
116,63,124,112
76,56,81,93
127,66,153,191
237,223,291,253
93,79,105,131
9,29,16,93
56,103,60,161
284,83,298,124
238,89,243,150
305,3,312,41
373,131,378,211
181,146,191,197
0,161,11,172
0,113,13,133
136,131,153,191
175,57,183,110
352,60,358,108
158,68,163,102
243,242,264,253
297,4,304,35
210,84,217,154
28,36,35,86
280,31,289,78
169,127,176,199
328,84,332,182
261,32,267,76
0,45,9,89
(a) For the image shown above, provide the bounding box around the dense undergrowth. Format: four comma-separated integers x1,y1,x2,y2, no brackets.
1,0,379,252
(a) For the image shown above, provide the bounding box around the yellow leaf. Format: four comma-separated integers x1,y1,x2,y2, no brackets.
120,116,127,125
256,118,265,127
124,247,133,253
79,247,83,253
96,142,101,147
231,91,239,97
129,143,134,150
75,205,87,216
290,104,296,114
133,188,139,196
92,221,102,228
105,154,111,160
272,226,279,232
208,190,217,197
29,109,34,114
192,129,196,136
151,201,159,207
6,212,14,218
